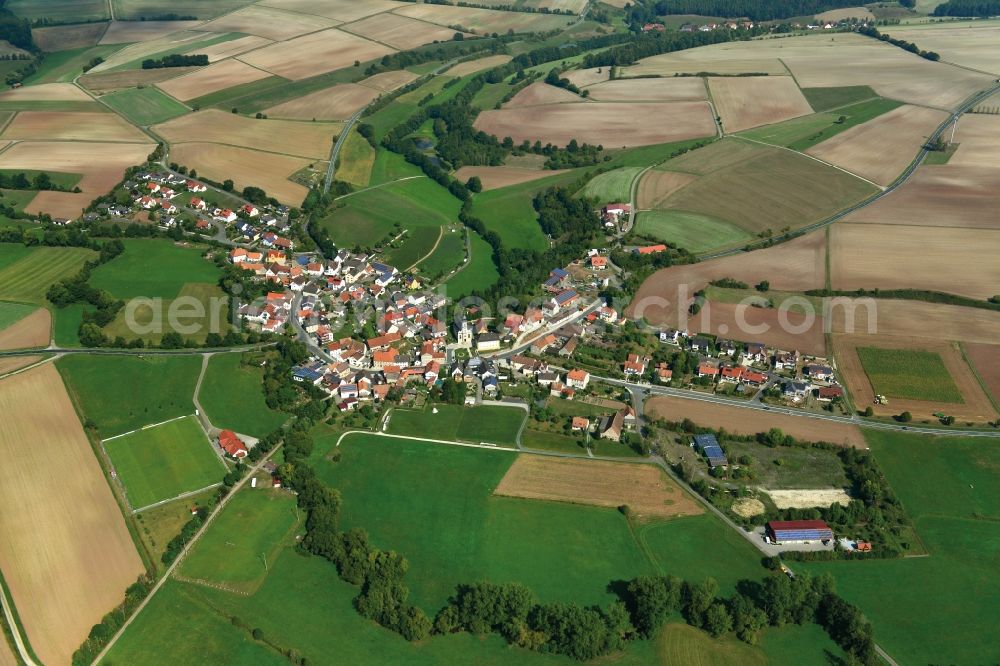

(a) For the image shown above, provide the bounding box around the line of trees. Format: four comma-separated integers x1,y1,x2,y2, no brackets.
141,54,208,69
857,25,940,60
635,0,865,21
0,170,79,192
932,0,1000,16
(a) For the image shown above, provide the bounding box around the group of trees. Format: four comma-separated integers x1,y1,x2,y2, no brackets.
141,53,209,69
636,0,863,21
932,0,1000,16
0,1,34,51
858,25,940,60
0,170,78,192
72,575,155,665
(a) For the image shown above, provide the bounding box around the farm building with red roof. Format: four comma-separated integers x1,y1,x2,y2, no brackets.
218,430,248,459
766,520,833,544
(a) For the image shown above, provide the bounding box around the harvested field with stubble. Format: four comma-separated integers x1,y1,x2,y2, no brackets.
453,165,568,190
259,0,405,21
476,101,716,148
81,67,199,93
360,69,419,92
0,355,41,376
395,3,575,33
807,104,947,186
842,165,1000,229
343,13,470,50
0,364,144,666
263,83,380,120
185,34,272,62
156,59,273,102
832,335,997,422
637,170,697,208
830,299,1000,345
169,142,310,204
494,455,702,520
32,22,107,52
0,83,91,101
623,55,788,77
446,54,513,77
963,342,1000,407
99,20,201,44
584,77,707,101
199,5,339,40
564,67,609,88
0,307,49,349
153,109,337,159
884,23,1000,76
645,395,867,447
948,113,1000,169
830,223,1000,299
238,28,395,80
503,81,584,107
1,111,149,142
709,76,812,133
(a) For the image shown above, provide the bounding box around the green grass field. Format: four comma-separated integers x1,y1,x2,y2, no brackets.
199,353,287,438
101,86,190,125
9,0,108,21
0,301,35,331
336,130,375,188
90,239,220,299
368,149,423,186
634,210,751,253
0,100,102,112
320,177,460,251
57,354,201,437
51,302,86,347
577,166,642,203
180,487,301,593
801,86,878,112
384,225,439,271
365,76,455,142
111,0,255,19
105,415,224,509
24,44,120,85
739,98,903,152
0,244,96,303
442,229,499,297
521,427,587,454
0,169,81,190
468,169,580,251
387,403,524,446
319,433,656,611
803,431,1000,665
134,488,217,566
857,347,962,403
188,75,290,111
722,439,848,490
416,227,465,279
101,282,230,345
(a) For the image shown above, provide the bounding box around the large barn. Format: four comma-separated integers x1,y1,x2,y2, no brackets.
766,519,834,544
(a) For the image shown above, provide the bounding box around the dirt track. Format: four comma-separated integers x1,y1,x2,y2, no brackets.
495,455,702,520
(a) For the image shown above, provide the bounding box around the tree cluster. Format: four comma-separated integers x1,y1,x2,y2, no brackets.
0,2,34,51
932,0,1000,16
141,53,209,69
857,25,940,60
0,170,78,192
642,0,863,21
71,575,155,666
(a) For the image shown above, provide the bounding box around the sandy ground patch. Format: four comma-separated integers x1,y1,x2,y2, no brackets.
153,109,337,159
637,170,698,209
0,308,48,350
0,83,91,101
238,28,395,80
948,113,1000,169
816,7,875,21
395,3,575,34
710,76,813,133
454,165,568,190
1,111,149,142
807,104,947,186
842,165,1000,229
585,77,708,102
170,142,310,205
157,59,272,102
32,23,107,51
830,223,1000,299
264,83,380,120
629,230,826,314
0,364,144,666
503,82,585,107
80,67,198,93
184,34,273,62
446,55,513,77
564,67,610,88
360,69,419,92
495,455,703,520
646,395,867,447
0,141,152,217
342,13,470,50
0,355,41,376
199,5,339,40
963,342,1000,407
732,497,766,518
765,488,852,509
99,20,201,44
884,23,1000,76
625,33,993,109
476,101,716,148
259,0,407,21
832,334,998,422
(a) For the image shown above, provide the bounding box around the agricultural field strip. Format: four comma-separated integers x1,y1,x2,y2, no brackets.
733,135,884,191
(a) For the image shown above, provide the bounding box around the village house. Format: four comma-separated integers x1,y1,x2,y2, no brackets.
566,368,590,389
218,430,248,459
